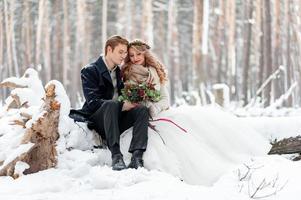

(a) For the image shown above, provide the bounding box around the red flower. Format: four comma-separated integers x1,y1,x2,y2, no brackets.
138,89,145,97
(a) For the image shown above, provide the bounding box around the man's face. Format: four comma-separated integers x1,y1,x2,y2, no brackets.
107,44,128,65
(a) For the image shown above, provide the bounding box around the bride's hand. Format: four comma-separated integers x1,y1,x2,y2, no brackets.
122,101,138,111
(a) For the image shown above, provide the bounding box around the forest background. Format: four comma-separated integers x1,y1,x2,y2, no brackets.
0,0,300,109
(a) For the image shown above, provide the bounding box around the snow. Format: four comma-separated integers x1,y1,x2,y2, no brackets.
45,80,71,117
14,161,30,176
239,116,301,141
1,68,44,117
1,68,44,97
0,143,34,169
1,70,301,199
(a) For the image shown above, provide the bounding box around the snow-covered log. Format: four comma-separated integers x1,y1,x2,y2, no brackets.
268,136,301,155
0,83,60,178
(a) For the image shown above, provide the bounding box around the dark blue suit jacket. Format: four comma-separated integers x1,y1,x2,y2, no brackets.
69,56,124,122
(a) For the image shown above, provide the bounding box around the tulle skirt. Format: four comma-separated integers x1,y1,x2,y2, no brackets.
119,105,270,185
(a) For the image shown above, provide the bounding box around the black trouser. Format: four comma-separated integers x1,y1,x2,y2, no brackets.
89,100,149,154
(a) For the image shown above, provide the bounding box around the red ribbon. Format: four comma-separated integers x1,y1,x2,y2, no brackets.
150,118,187,133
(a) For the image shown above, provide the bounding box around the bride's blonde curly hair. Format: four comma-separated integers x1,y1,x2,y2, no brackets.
122,39,168,84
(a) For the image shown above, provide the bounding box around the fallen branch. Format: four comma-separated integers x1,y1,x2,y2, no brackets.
238,163,288,199
245,66,283,109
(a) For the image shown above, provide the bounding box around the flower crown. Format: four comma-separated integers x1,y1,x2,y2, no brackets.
128,40,151,50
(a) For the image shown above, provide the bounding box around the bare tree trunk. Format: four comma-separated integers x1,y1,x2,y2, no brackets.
116,1,131,37
0,1,4,101
52,0,63,81
23,1,33,72
252,0,262,100
242,0,253,105
212,0,222,81
234,1,244,102
167,0,180,104
4,0,13,76
63,0,70,88
258,0,265,99
283,0,292,106
176,0,193,94
297,0,301,107
226,0,236,100
215,0,224,83
290,0,301,106
201,0,209,69
152,2,168,70
192,0,204,94
130,1,139,39
0,1,3,70
35,0,45,67
72,0,87,106
10,0,19,77
272,0,282,101
263,0,273,107
43,0,51,82
84,3,91,65
125,0,132,38
102,0,107,49
284,12,292,106
142,0,154,45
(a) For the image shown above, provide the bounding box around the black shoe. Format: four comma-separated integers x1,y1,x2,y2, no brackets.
111,154,126,171
128,156,144,169
128,150,144,169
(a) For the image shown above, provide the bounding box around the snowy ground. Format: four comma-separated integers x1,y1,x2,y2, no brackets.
1,106,301,200
1,70,301,200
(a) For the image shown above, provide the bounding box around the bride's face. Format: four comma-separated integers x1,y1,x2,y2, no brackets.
129,47,145,65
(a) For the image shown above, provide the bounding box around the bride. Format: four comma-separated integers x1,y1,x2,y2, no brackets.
120,40,270,185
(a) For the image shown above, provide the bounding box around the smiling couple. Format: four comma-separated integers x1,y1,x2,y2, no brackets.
70,35,169,171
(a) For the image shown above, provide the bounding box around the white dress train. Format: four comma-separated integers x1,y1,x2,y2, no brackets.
119,105,270,185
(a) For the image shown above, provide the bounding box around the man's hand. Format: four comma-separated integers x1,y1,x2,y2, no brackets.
122,101,138,111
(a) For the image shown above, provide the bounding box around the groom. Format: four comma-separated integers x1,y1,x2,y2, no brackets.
79,35,149,170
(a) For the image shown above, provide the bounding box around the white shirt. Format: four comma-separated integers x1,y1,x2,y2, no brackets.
103,56,119,100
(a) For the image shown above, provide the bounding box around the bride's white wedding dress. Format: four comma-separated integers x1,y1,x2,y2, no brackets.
119,105,270,185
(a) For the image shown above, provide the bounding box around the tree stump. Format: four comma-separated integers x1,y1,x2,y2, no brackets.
0,84,60,178
212,84,230,108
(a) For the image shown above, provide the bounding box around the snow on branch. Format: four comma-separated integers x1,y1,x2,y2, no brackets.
245,66,284,109
255,66,284,97
265,82,297,111
0,68,44,112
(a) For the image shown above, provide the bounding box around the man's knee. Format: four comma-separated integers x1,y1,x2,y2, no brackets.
134,105,149,117
102,100,120,110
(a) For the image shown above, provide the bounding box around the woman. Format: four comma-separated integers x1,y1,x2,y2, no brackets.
122,39,169,118
119,40,269,185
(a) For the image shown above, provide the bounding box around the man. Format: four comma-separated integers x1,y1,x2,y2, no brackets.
74,35,149,170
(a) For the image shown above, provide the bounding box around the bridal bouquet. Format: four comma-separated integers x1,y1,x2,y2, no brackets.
118,82,161,103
